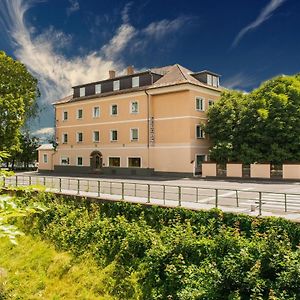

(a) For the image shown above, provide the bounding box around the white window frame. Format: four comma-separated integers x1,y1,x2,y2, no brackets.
60,156,70,165
95,84,101,94
79,87,85,97
127,157,142,168
110,130,118,142
195,97,205,111
62,110,68,121
43,154,48,163
93,106,100,118
93,131,100,142
212,76,219,87
110,104,118,116
62,133,68,144
113,80,120,91
76,156,83,166
130,128,139,142
132,76,139,88
196,125,205,139
108,156,121,167
77,108,83,119
76,132,83,143
207,74,212,86
130,100,139,114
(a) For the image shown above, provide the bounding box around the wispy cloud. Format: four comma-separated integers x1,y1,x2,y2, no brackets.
66,0,80,16
32,127,54,136
0,0,194,134
222,72,258,90
232,0,287,48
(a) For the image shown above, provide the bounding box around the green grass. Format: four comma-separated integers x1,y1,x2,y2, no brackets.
0,236,115,300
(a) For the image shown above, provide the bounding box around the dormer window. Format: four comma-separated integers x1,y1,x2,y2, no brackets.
113,80,120,91
132,76,139,88
213,76,219,87
207,74,212,86
207,74,219,87
79,87,85,97
95,84,101,94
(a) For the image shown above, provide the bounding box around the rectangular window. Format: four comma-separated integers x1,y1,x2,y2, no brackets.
196,154,206,167
61,157,69,165
208,100,214,107
111,104,118,116
113,80,120,91
130,101,139,113
62,133,68,144
213,76,219,87
93,131,100,142
77,132,83,143
130,128,139,141
110,130,118,141
196,125,205,139
207,74,212,85
43,154,48,163
63,111,68,121
196,97,205,111
109,157,120,167
77,157,83,166
77,109,83,119
132,76,139,88
95,84,101,94
128,157,141,168
93,106,100,118
79,87,85,97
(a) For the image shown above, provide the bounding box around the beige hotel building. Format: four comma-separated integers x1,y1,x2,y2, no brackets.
38,64,222,176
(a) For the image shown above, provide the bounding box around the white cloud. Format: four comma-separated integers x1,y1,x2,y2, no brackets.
121,1,133,23
232,0,287,48
66,0,80,16
32,127,54,136
222,72,257,90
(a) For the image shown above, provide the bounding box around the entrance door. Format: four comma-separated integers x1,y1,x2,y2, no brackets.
90,151,103,170
195,154,206,175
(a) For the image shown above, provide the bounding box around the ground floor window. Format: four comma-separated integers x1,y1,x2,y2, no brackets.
61,157,70,165
128,157,141,168
109,157,120,167
43,154,48,163
196,154,206,167
77,157,83,166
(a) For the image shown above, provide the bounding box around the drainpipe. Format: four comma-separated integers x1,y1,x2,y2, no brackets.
145,89,150,168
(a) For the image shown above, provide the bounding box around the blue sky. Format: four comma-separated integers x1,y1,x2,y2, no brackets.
0,0,299,137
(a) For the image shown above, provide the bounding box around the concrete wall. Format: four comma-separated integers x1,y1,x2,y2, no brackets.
250,164,271,179
38,150,54,171
226,163,243,178
202,162,217,177
283,164,300,179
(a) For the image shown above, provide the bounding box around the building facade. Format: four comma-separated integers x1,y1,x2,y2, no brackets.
38,64,222,176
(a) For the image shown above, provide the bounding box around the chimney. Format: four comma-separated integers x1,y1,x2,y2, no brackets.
127,65,134,75
109,70,115,79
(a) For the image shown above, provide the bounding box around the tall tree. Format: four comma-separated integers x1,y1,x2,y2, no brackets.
0,52,39,153
205,74,300,164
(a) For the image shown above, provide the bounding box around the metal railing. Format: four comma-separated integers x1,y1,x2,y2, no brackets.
1,175,300,215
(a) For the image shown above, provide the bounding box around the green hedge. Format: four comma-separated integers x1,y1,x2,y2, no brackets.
15,192,300,299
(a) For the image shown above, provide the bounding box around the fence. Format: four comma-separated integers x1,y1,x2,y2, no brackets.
1,175,300,215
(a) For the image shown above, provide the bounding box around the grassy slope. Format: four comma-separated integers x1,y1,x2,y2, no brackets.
0,236,115,300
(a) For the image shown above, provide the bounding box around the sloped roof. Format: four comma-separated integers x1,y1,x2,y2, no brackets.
52,95,73,105
37,144,54,150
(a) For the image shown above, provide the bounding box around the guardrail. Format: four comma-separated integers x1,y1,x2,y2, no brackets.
1,175,300,215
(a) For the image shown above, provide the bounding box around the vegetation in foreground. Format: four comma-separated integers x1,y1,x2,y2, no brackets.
1,190,300,299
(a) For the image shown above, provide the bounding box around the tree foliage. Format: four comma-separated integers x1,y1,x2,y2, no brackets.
0,51,39,153
205,74,300,164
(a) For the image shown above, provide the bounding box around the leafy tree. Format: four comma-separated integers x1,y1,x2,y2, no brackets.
0,51,39,154
205,74,300,164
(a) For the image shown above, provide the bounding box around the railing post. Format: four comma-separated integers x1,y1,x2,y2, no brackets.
110,182,112,195
258,192,262,216
135,183,137,197
196,187,199,203
215,189,218,208
68,178,70,190
59,178,62,192
29,176,32,186
97,181,100,197
121,182,124,200
43,176,46,187
236,190,239,207
3,176,5,187
178,186,182,207
163,185,166,205
87,180,90,192
147,184,150,203
77,179,80,195
284,193,287,212
15,175,18,187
